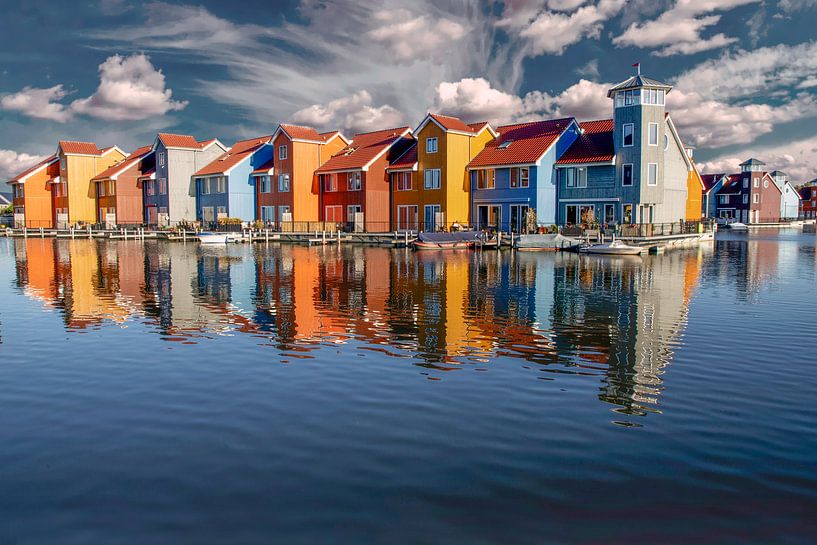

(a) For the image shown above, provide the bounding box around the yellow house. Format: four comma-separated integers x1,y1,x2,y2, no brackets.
392,114,495,231
55,141,127,226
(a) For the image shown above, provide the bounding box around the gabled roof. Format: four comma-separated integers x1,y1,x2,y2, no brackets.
469,118,576,168
386,140,418,171
58,141,102,155
607,74,672,97
415,113,492,137
91,146,153,182
251,157,275,175
275,124,349,145
556,119,615,165
315,127,411,173
7,155,59,183
193,136,272,177
740,157,766,166
719,174,745,193
701,173,728,192
156,133,199,149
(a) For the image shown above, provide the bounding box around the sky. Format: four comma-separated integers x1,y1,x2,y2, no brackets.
1,0,817,183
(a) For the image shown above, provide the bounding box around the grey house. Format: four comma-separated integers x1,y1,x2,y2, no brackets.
144,133,227,225
555,73,693,225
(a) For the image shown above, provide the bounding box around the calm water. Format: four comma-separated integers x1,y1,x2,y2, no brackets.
1,231,816,544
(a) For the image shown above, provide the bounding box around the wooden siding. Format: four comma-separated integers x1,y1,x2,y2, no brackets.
61,149,126,224
13,160,59,228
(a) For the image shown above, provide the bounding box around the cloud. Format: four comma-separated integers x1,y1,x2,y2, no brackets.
0,150,48,181
699,136,817,182
70,54,188,121
576,58,600,78
290,91,406,134
366,9,467,64
613,0,760,56
0,85,72,123
499,0,626,56
1,54,186,123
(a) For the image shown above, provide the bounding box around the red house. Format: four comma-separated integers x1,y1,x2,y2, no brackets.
800,184,817,219
315,127,414,232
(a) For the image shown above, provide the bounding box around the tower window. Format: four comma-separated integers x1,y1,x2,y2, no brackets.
648,123,658,146
622,164,634,186
623,123,634,147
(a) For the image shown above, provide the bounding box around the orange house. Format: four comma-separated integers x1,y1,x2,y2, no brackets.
7,155,60,228
91,145,154,226
685,151,705,221
257,124,348,228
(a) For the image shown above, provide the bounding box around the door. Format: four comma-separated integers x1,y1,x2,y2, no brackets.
510,205,529,234
347,205,362,232
424,205,441,231
397,205,417,231
146,206,158,225
604,204,615,224
477,205,501,231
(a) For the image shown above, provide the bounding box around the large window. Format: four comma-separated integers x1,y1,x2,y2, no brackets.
475,169,495,190
278,173,290,192
424,204,442,231
424,169,441,189
647,163,657,186
393,172,412,191
477,204,501,231
426,137,438,153
348,171,362,191
260,206,275,222
323,174,337,192
622,164,634,186
258,175,271,193
623,123,634,147
510,167,529,188
565,204,595,225
720,195,729,204
648,123,658,146
397,205,418,231
159,178,167,194
325,205,343,223
562,167,587,188
510,205,529,233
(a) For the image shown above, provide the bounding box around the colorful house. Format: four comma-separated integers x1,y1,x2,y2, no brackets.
146,133,227,226
800,181,817,219
392,114,495,232
193,135,273,224
386,141,419,230
6,155,60,228
701,173,729,218
90,145,155,226
714,159,782,223
54,141,127,227
257,124,348,228
685,150,705,221
770,170,800,220
315,126,413,232
555,73,693,225
467,118,580,231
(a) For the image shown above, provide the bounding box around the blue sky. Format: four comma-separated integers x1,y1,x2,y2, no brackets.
2,0,817,181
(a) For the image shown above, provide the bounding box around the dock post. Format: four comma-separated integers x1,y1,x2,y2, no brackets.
338,229,341,245
405,230,408,247
71,227,75,239
23,228,27,239
88,226,92,239
182,229,186,242
265,228,269,243
322,230,326,244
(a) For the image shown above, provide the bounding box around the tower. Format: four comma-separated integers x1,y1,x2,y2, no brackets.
607,70,673,223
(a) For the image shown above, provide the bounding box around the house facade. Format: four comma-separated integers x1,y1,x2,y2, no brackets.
193,136,273,224
386,142,419,231
555,74,692,225
54,141,127,227
685,151,705,221
256,124,348,228
770,170,800,220
315,127,413,233
800,183,817,219
467,118,580,232
392,114,494,232
145,133,227,226
701,173,729,219
90,146,155,226
6,155,60,228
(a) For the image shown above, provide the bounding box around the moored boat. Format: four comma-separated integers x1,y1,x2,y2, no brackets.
413,231,481,250
197,232,229,244
578,239,643,255
515,233,579,251
722,221,748,231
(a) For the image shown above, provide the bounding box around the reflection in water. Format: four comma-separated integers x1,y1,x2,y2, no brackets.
11,238,716,417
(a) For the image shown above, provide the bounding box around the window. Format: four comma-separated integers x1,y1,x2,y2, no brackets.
279,206,291,222
217,177,226,193
477,204,501,230
577,167,587,188
565,204,595,225
278,173,290,192
394,172,412,191
763,179,769,188
604,204,615,224
97,181,106,197
498,140,513,150
158,152,165,167
325,205,343,223
424,169,441,189
424,204,442,231
279,145,287,160
217,206,226,217
426,137,438,153
510,205,529,233
107,180,115,196
753,193,760,204
323,174,337,192
200,178,209,195
396,205,418,231
159,178,167,194
647,163,657,186
743,194,748,204
754,178,759,188
623,123,634,147
563,168,576,188
60,157,66,171
743,177,749,189
259,175,271,193
648,123,658,146
347,205,362,228
720,195,729,204
510,167,529,188
145,180,156,196
260,206,275,222
622,204,633,224
202,206,214,222
347,171,362,191
622,163,634,186
475,169,495,190
664,134,669,151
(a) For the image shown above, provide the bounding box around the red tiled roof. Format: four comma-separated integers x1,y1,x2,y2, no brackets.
315,127,410,173
197,138,218,149
278,124,328,143
157,133,200,149
555,119,614,165
386,141,417,171
251,157,275,175
194,136,271,176
59,141,102,155
427,113,477,133
470,118,575,168
468,121,491,133
7,155,58,183
91,146,153,181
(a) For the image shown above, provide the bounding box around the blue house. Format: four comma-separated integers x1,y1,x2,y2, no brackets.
467,118,580,232
701,173,729,218
192,136,274,224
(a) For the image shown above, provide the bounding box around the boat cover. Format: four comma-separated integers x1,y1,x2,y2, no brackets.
417,231,481,243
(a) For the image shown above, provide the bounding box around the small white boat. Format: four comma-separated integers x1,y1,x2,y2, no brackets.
197,232,229,244
579,239,643,255
722,221,748,231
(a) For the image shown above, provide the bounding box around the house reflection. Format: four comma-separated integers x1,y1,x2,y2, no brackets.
12,238,706,414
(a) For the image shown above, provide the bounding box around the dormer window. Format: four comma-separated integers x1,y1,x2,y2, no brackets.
497,140,513,150
279,145,287,160
426,137,438,153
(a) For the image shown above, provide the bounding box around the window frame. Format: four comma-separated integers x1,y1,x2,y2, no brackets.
623,123,634,147
648,123,659,146
424,168,441,190
279,145,287,160
278,173,290,192
622,163,634,187
647,163,658,186
425,137,438,154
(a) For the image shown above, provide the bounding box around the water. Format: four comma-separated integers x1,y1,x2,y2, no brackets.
0,231,816,544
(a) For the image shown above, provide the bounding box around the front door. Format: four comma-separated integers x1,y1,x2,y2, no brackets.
604,204,615,224
424,205,441,231
510,205,529,233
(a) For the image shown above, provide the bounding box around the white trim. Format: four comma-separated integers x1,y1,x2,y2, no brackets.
665,115,693,171
554,158,616,168
648,123,659,147
647,162,658,186
560,197,620,202
12,156,59,184
468,162,536,171
414,114,482,138
360,127,413,171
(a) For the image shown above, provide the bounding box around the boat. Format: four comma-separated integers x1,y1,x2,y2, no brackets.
721,221,748,231
578,239,643,255
197,232,229,244
413,231,481,250
515,233,579,251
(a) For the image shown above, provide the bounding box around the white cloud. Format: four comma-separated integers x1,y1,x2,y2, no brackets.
291,91,406,134
576,58,600,78
0,85,72,123
70,54,187,121
366,9,467,64
1,54,186,123
778,0,817,13
699,137,817,182
613,0,760,56
0,150,48,181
